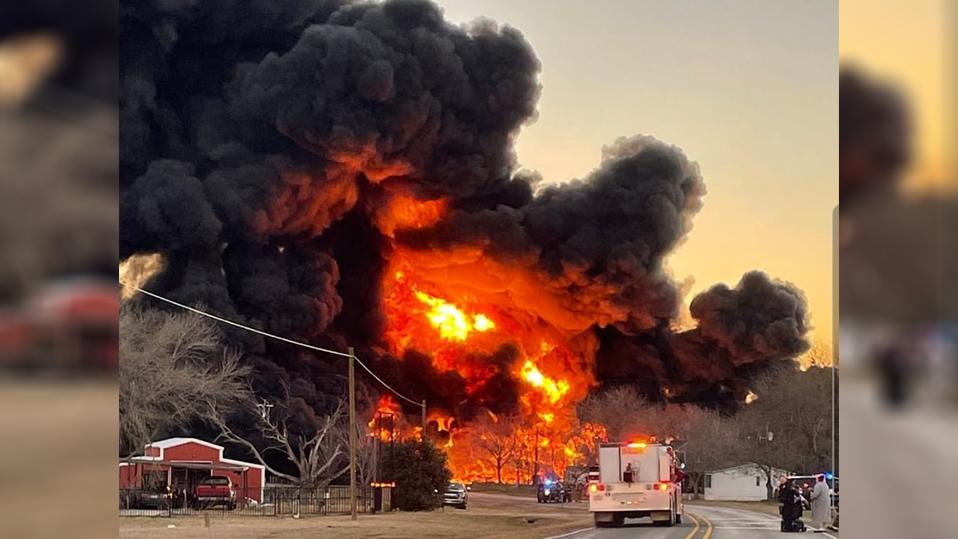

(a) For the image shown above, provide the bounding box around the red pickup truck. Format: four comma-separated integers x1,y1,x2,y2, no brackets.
193,476,236,510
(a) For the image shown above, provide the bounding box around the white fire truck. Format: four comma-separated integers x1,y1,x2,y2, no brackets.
588,441,685,527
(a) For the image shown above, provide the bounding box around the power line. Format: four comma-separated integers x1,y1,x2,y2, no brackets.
353,351,425,408
121,281,424,408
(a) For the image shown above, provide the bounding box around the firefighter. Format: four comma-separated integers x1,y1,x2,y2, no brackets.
623,463,634,484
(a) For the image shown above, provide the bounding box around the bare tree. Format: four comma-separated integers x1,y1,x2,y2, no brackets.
209,390,349,488
577,386,650,441
578,385,712,443
680,411,746,497
119,306,251,457
121,305,357,488
348,417,378,485
739,364,835,494
799,339,833,370
472,413,519,484
509,430,528,486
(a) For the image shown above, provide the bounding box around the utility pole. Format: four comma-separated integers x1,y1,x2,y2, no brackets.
831,206,838,520
255,399,274,422
373,412,380,484
421,399,427,433
348,347,357,520
534,428,540,484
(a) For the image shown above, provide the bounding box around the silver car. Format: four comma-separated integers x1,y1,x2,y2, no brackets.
443,482,468,509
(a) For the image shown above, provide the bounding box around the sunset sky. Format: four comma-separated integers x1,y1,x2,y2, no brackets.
439,0,838,349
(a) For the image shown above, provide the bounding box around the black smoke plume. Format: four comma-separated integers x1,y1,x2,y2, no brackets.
120,0,810,420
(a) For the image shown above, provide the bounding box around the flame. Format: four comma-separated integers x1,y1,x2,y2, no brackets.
429,413,457,448
521,360,570,404
380,234,599,482
373,194,448,237
473,314,495,332
119,253,165,299
368,395,406,442
413,289,495,341
433,419,609,484
745,390,759,404
434,416,455,432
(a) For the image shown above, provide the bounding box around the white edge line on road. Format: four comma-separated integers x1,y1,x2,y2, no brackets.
711,526,781,530
543,527,594,539
693,505,839,537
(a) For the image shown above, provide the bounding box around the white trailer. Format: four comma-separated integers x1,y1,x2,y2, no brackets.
588,441,684,527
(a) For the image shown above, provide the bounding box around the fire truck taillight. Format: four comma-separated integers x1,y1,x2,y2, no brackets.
654,482,669,491
626,442,647,449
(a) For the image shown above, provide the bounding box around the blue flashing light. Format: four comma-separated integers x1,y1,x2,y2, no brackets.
824,472,833,480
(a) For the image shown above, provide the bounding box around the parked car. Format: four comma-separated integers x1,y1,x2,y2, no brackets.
443,482,469,509
192,476,236,510
586,466,600,483
537,480,571,503
136,490,169,509
120,488,169,510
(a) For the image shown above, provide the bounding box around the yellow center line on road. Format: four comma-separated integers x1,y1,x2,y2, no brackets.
683,512,701,539
700,514,714,539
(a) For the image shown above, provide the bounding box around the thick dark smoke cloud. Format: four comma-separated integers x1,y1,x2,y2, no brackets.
523,135,705,330
223,243,343,340
226,3,539,198
120,160,222,254
689,271,809,366
592,270,808,407
120,0,544,415
397,135,705,332
376,345,522,421
120,0,809,420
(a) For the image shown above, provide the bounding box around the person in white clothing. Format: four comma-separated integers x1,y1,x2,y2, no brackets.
808,475,831,532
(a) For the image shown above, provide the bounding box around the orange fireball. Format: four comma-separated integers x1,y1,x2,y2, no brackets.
413,289,495,341
379,238,599,482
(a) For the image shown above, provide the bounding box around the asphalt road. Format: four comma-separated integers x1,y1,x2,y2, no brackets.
541,504,840,539
841,380,958,539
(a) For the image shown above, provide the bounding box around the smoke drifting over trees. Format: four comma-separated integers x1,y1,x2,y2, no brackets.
120,0,810,418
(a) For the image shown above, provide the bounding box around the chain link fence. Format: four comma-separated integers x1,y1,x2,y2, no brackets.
119,485,390,517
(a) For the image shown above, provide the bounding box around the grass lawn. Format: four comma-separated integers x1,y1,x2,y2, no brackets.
469,482,537,497
119,492,593,538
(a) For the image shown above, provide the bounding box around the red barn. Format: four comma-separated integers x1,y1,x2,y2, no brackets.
119,438,265,503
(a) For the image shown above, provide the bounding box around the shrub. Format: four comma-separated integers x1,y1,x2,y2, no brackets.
383,440,451,511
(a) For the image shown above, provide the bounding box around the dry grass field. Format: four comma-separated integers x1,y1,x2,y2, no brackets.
119,492,593,539
0,379,117,539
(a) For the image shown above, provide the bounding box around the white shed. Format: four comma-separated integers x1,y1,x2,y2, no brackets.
703,463,789,501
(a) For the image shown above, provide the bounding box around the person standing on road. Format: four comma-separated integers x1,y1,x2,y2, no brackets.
809,475,831,532
775,477,789,502
623,463,634,485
